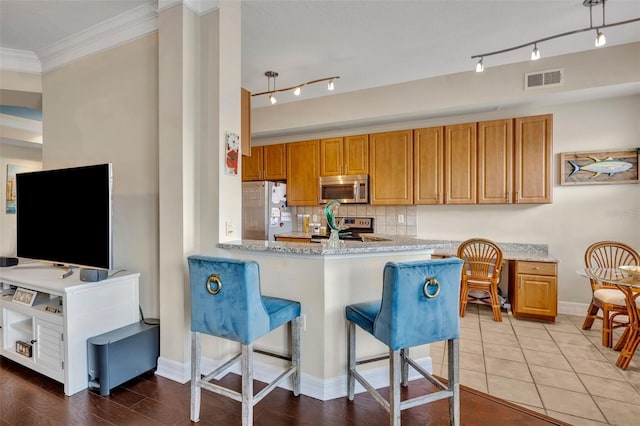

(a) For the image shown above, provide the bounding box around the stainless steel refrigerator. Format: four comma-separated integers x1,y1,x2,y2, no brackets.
242,181,292,240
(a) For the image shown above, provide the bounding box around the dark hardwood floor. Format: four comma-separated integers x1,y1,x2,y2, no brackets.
0,357,571,425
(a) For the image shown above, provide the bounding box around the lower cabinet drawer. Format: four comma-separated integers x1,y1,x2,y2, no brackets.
516,261,556,276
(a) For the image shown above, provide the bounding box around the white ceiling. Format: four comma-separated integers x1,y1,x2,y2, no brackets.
1,0,639,111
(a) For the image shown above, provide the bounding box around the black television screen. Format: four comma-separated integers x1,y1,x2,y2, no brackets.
16,163,113,270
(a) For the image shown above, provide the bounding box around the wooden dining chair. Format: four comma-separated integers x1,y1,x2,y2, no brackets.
457,238,504,322
582,241,640,348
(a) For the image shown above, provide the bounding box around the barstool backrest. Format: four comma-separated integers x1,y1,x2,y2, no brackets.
374,257,463,350
188,255,271,345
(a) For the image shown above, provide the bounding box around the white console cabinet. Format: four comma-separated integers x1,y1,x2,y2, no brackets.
0,263,140,396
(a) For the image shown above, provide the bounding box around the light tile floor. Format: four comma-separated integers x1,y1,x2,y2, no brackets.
430,304,640,426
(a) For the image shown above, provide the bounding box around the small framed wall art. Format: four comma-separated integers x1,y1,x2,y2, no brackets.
560,148,639,186
224,131,240,176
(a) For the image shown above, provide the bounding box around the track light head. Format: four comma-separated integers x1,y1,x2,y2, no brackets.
531,44,541,60
328,79,335,90
475,58,484,73
595,30,606,46
269,94,277,104
293,86,301,96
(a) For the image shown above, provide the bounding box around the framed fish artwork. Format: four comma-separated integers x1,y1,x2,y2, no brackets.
560,148,639,186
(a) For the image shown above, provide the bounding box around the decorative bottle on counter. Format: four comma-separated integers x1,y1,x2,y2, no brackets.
324,200,345,249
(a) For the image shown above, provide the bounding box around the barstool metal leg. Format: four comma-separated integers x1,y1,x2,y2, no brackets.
347,322,356,400
292,316,302,396
242,344,254,426
447,338,460,426
390,349,401,426
190,332,201,423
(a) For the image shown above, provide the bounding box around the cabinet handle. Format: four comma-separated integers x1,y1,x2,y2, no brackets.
30,339,37,344
534,266,540,270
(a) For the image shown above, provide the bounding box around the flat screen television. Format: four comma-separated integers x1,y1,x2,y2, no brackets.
16,163,113,271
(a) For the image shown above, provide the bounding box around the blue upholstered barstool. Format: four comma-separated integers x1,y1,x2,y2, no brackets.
345,257,464,426
188,255,302,426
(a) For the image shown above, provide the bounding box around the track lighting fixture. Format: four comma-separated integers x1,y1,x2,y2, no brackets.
252,71,340,103
471,0,639,72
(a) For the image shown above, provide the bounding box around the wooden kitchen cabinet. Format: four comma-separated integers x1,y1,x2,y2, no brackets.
241,87,251,156
443,115,552,205
444,122,476,204
287,140,320,205
274,236,311,243
414,126,444,204
509,260,557,322
369,130,413,205
320,135,369,176
477,118,513,204
242,144,287,181
514,114,553,204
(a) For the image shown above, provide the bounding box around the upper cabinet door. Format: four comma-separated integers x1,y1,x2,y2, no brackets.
477,119,513,204
287,140,320,206
444,123,477,204
369,130,413,205
343,134,369,175
414,126,443,205
320,135,368,176
263,144,287,181
514,114,553,204
241,88,251,156
320,138,344,176
242,146,263,181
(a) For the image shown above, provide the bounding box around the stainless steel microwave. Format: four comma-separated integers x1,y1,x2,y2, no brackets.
318,174,369,204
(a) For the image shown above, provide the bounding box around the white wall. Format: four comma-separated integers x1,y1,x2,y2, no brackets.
41,34,160,319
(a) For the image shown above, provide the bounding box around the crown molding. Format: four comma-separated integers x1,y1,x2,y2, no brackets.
159,0,219,15
0,48,41,74
37,2,159,73
1,1,221,75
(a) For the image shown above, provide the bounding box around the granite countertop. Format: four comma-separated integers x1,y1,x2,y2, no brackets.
218,235,558,262
218,236,452,255
432,241,558,263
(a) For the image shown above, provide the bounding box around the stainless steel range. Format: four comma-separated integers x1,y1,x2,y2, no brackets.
310,217,374,243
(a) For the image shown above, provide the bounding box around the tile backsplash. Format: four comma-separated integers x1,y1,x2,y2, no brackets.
291,205,417,236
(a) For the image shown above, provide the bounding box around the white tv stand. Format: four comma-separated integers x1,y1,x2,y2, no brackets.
0,262,140,396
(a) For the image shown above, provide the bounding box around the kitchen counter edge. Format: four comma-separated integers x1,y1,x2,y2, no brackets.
217,237,558,262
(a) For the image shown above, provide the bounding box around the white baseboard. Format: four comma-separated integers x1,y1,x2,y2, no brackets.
155,301,590,400
558,301,589,316
156,354,433,401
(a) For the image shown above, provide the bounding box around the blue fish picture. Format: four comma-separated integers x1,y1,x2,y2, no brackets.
561,149,639,185
568,156,632,178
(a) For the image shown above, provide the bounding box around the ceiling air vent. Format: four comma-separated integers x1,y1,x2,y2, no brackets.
524,68,564,90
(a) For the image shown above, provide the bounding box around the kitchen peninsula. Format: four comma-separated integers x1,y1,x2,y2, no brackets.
214,237,557,401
